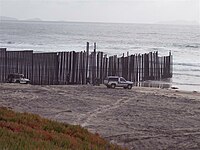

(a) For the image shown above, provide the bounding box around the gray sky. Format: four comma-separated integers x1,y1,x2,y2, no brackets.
0,0,199,24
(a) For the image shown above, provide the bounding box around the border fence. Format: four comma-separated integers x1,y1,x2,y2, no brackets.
0,42,172,85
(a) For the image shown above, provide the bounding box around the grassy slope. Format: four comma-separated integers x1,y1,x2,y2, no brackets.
0,107,125,150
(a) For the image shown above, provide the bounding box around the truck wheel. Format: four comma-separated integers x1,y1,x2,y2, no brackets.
16,80,20,83
111,84,116,89
127,84,132,89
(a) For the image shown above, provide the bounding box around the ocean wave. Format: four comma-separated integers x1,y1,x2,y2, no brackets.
173,43,200,49
7,41,15,44
137,32,158,35
174,73,200,78
172,81,200,86
174,68,200,72
185,45,199,48
37,43,44,45
174,62,200,67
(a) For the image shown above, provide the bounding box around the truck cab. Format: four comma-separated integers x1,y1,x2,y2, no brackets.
104,76,133,89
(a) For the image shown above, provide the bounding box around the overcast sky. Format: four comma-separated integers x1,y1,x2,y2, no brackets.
0,0,199,24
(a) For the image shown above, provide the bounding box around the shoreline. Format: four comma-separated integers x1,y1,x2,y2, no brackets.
0,84,200,149
138,80,200,93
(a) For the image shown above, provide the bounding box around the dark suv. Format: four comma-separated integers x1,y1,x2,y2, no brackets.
7,73,30,84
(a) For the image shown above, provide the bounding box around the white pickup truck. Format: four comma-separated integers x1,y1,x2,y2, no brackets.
104,76,133,89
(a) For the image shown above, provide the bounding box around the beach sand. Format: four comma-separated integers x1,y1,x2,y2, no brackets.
0,83,200,149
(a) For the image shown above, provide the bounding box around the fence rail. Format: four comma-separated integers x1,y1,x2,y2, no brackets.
0,42,172,85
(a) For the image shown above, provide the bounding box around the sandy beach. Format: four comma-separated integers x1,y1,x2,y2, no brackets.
0,83,200,149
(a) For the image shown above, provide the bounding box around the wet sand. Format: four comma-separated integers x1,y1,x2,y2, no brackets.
0,83,200,150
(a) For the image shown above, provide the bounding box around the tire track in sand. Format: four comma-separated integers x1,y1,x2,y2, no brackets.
80,97,130,127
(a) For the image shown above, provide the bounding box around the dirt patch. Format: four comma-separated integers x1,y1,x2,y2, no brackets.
0,83,200,149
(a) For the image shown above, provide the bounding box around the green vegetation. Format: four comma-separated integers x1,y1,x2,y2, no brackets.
0,107,125,150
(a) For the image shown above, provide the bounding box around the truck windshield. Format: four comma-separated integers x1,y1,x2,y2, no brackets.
19,75,24,78
120,77,126,82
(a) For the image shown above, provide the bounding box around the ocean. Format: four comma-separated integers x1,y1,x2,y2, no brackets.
0,20,200,91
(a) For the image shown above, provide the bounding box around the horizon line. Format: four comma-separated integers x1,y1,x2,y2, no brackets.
1,16,200,26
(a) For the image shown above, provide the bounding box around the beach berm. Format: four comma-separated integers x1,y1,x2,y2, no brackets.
0,83,200,149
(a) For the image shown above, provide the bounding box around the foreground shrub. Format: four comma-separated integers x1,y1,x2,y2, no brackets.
0,107,126,150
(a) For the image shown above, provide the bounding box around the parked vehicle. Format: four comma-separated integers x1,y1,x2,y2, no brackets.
104,76,133,89
7,73,30,84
